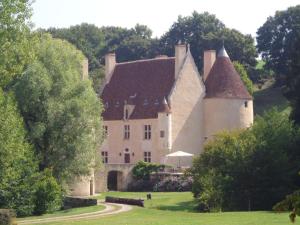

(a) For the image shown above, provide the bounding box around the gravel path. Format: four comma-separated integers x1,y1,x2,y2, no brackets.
18,201,133,225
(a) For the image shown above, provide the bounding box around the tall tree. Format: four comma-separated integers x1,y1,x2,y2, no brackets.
14,34,103,183
283,38,300,124
0,0,34,89
257,5,300,78
160,11,257,71
257,5,300,123
47,23,106,71
0,89,37,216
100,24,158,62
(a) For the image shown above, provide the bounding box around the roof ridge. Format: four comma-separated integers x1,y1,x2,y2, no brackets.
117,57,175,65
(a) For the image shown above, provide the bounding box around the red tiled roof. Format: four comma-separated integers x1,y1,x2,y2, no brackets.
101,58,175,120
205,56,252,100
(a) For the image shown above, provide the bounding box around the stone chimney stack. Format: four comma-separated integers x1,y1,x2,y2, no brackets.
175,42,186,79
105,53,116,84
82,58,89,80
203,50,216,81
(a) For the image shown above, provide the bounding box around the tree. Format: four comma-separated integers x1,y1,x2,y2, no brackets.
0,89,37,216
46,23,158,93
190,109,300,211
273,188,300,223
233,61,254,95
257,5,300,123
160,11,257,71
0,0,34,89
14,34,103,183
257,5,300,79
47,23,105,71
283,38,300,124
100,24,158,62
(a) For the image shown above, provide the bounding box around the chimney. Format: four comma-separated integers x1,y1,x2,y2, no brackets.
81,58,89,80
203,50,216,81
105,53,116,84
175,43,186,78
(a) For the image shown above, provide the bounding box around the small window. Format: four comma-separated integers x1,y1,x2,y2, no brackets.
144,125,151,140
125,109,129,119
244,101,248,108
160,130,165,138
103,126,108,136
144,152,151,162
101,151,108,163
124,125,130,139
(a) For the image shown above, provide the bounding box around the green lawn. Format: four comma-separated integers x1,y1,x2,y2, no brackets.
18,205,105,221
30,192,298,225
98,191,198,212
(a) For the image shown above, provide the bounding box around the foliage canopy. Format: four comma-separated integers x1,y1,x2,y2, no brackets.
190,109,300,211
14,34,103,183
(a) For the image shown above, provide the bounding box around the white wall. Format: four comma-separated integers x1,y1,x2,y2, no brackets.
204,98,253,140
169,53,205,166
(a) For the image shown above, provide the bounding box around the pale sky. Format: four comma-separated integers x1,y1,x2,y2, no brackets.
32,0,300,38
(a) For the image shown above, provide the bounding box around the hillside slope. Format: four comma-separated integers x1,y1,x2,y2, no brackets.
253,80,290,116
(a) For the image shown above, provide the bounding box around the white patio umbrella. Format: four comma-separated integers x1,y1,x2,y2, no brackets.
165,151,194,168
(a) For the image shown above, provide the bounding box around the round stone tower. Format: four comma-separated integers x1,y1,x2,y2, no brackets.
203,46,253,140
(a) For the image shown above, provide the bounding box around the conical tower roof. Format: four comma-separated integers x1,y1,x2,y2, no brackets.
204,47,252,100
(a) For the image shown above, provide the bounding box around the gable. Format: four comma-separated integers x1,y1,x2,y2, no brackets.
169,50,205,100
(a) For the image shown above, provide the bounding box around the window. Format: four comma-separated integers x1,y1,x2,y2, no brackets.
125,109,129,119
103,126,108,136
124,125,130,139
160,130,165,138
144,152,151,162
244,101,248,108
101,151,108,163
144,125,151,140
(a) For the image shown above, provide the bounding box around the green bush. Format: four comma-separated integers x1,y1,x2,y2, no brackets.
273,189,300,222
190,109,300,211
132,161,166,180
153,176,193,192
0,209,17,225
33,169,62,215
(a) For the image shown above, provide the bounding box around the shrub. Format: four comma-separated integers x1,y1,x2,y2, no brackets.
127,179,155,192
132,161,166,180
33,169,63,215
273,189,300,222
153,176,192,192
190,109,300,211
0,209,17,225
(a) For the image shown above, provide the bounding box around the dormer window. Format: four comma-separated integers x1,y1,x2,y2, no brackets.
105,102,109,109
125,109,129,120
143,99,149,106
154,99,159,105
115,101,120,107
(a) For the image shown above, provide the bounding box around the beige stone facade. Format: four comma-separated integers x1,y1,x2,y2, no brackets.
71,45,254,196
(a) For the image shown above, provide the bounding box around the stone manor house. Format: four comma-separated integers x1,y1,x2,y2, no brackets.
70,43,253,196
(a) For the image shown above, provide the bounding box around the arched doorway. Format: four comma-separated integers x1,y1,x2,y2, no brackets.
107,171,123,191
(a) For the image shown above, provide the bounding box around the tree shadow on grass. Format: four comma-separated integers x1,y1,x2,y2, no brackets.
153,200,198,213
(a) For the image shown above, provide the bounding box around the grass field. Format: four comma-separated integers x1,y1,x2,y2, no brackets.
18,205,105,221
30,192,298,225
